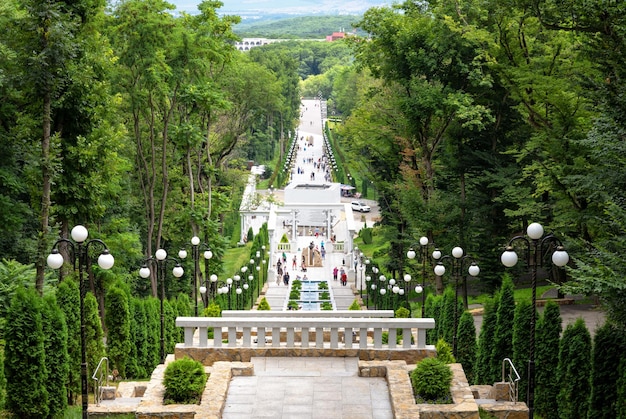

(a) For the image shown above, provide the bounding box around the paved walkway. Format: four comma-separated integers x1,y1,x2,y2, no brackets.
222,357,392,419
223,99,394,418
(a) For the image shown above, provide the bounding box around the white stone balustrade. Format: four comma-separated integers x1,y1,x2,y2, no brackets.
176,316,435,350
221,310,395,318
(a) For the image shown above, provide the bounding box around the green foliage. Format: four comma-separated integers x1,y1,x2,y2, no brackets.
395,306,410,319
203,302,222,317
535,301,562,418
105,282,132,378
84,292,106,388
557,318,592,419
512,299,533,399
164,299,177,356
456,311,477,384
410,357,453,402
317,282,328,290
618,357,626,419
321,301,333,310
0,341,5,410
163,357,207,404
42,294,69,417
475,297,498,385
491,278,515,384
4,287,49,418
144,298,161,372
435,339,456,364
348,299,361,310
235,15,366,39
289,289,300,300
127,298,147,379
257,297,271,311
588,322,625,419
360,227,373,244
246,227,254,243
56,279,81,404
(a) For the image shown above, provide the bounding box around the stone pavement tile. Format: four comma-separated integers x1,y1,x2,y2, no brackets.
313,390,342,402
283,393,314,405
282,404,313,415
372,408,394,419
343,403,376,418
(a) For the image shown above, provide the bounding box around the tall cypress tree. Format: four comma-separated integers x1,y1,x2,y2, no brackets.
491,278,515,383
145,297,161,369
617,357,626,419
588,322,624,419
456,310,477,384
105,282,132,378
475,296,499,384
4,287,49,418
535,301,562,418
56,279,80,404
512,298,532,400
557,318,592,419
424,293,441,344
42,294,69,417
440,287,455,345
84,292,106,385
127,297,147,379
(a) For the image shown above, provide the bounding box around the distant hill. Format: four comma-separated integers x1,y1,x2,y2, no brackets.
234,15,366,39
168,0,392,17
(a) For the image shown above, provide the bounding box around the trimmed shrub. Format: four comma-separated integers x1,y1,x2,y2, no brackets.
435,339,456,364
257,297,271,310
411,357,453,402
360,227,373,244
348,299,361,310
163,357,207,404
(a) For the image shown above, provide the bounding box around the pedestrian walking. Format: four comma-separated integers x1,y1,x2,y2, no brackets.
333,266,338,281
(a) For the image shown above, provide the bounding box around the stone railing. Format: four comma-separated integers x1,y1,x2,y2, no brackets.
176,316,435,350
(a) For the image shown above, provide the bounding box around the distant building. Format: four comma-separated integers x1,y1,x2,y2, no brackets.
326,32,346,42
235,38,283,51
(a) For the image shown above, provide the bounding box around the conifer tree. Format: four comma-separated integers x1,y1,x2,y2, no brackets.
424,293,440,343
0,340,5,410
4,287,49,418
164,299,177,356
535,301,562,418
491,277,515,384
440,287,455,345
176,293,192,341
512,298,532,400
588,322,624,419
145,297,161,369
56,279,80,404
42,294,69,417
105,282,132,378
617,357,626,419
84,292,106,386
557,318,591,419
128,298,148,379
456,310,477,384
475,296,498,384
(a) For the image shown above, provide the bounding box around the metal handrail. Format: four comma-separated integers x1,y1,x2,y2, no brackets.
502,358,521,403
91,357,109,405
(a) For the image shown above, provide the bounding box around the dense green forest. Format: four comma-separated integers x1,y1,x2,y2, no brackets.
1,0,626,416
234,15,365,38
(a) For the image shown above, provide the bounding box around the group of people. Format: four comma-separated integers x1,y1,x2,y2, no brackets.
333,266,348,286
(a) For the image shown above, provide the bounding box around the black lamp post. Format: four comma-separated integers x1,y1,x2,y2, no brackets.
139,248,184,364
432,246,480,357
47,225,115,419
501,222,569,419
407,236,435,317
217,278,234,309
179,236,212,316
199,272,218,308
368,266,379,309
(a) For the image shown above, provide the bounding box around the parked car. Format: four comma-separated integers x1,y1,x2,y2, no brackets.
351,201,371,212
